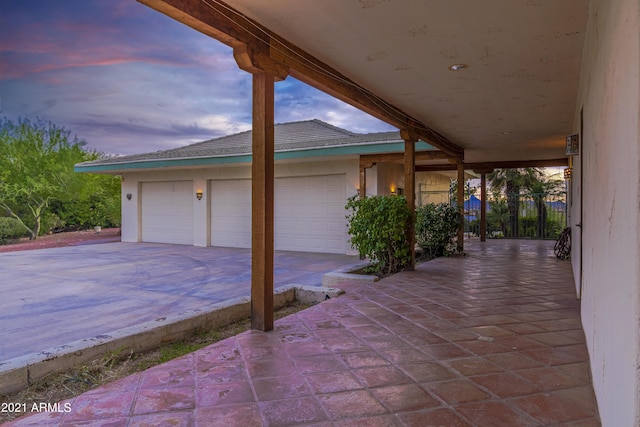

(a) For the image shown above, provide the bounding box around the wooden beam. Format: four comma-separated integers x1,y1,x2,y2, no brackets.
137,0,464,158
473,167,494,175
233,43,288,81
457,161,465,252
416,158,569,172
360,151,447,166
404,137,416,271
251,72,275,332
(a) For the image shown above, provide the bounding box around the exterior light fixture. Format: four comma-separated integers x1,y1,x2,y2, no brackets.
196,189,203,200
564,167,573,180
126,193,132,200
449,63,468,71
566,134,580,155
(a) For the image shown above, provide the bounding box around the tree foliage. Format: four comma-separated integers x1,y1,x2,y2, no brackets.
415,203,461,259
488,168,542,237
50,159,122,230
0,117,120,240
524,173,565,238
0,217,28,244
345,195,413,276
487,192,510,237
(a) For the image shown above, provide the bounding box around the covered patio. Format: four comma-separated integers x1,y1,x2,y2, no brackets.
8,240,599,426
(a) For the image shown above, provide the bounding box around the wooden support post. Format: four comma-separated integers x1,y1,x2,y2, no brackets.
457,161,465,252
480,174,487,242
403,137,416,271
359,164,366,199
251,72,275,331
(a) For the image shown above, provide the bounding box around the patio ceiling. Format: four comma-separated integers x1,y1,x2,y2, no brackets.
138,0,588,163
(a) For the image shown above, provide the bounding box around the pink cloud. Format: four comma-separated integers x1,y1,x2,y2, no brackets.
0,1,230,82
2,38,213,82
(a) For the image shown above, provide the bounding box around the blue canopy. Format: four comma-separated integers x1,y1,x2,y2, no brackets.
464,195,481,211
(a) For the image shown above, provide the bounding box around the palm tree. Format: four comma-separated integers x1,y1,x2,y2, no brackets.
488,168,542,237
487,197,510,236
525,173,565,238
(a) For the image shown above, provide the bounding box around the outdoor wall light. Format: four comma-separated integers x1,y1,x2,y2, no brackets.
564,167,573,180
196,189,203,200
126,193,132,200
449,63,468,71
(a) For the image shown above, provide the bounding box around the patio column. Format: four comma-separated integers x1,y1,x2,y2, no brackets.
473,167,493,242
359,163,367,199
251,72,275,331
457,160,465,252
480,173,487,242
401,130,417,271
233,43,288,332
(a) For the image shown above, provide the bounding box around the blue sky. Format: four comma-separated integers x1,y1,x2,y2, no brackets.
0,0,394,155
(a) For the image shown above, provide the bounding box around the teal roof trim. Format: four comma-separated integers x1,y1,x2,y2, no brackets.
74,141,437,173
74,155,253,173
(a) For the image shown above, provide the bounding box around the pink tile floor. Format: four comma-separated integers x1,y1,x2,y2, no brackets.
5,240,600,426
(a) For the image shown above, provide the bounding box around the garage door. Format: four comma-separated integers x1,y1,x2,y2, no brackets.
275,175,347,253
210,179,252,248
210,175,347,253
141,181,194,245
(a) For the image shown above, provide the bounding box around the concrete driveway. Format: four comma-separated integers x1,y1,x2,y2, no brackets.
0,243,359,362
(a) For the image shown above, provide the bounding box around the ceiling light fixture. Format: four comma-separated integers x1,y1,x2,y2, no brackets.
449,63,468,71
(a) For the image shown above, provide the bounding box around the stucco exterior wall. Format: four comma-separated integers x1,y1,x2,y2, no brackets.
416,171,451,206
364,165,378,197
363,165,451,202
120,178,138,243
375,163,404,196
571,0,640,424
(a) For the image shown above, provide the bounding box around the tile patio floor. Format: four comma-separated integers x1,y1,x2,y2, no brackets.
5,239,600,426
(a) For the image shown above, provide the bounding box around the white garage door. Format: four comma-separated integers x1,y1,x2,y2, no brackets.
210,179,252,248
275,175,347,253
210,175,347,253
141,181,194,245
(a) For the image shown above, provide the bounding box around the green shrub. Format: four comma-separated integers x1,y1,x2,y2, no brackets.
520,216,563,239
49,173,122,230
415,203,461,260
345,195,413,276
0,217,28,244
39,212,65,235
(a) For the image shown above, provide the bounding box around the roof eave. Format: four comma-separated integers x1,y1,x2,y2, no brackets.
75,140,436,173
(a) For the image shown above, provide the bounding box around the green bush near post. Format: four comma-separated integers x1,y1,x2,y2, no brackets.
415,203,461,260
345,195,413,276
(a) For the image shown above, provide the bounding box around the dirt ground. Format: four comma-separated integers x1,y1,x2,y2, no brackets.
0,228,121,253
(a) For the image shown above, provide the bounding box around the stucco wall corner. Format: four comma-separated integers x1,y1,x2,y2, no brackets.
574,0,640,425
636,155,640,427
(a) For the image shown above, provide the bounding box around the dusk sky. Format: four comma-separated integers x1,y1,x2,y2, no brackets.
0,0,395,155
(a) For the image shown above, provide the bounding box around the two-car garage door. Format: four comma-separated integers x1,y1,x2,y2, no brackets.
210,175,347,254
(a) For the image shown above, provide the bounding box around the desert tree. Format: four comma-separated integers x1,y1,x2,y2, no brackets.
0,117,89,239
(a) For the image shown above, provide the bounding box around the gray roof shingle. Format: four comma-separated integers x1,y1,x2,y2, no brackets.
80,119,400,166
78,119,405,167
